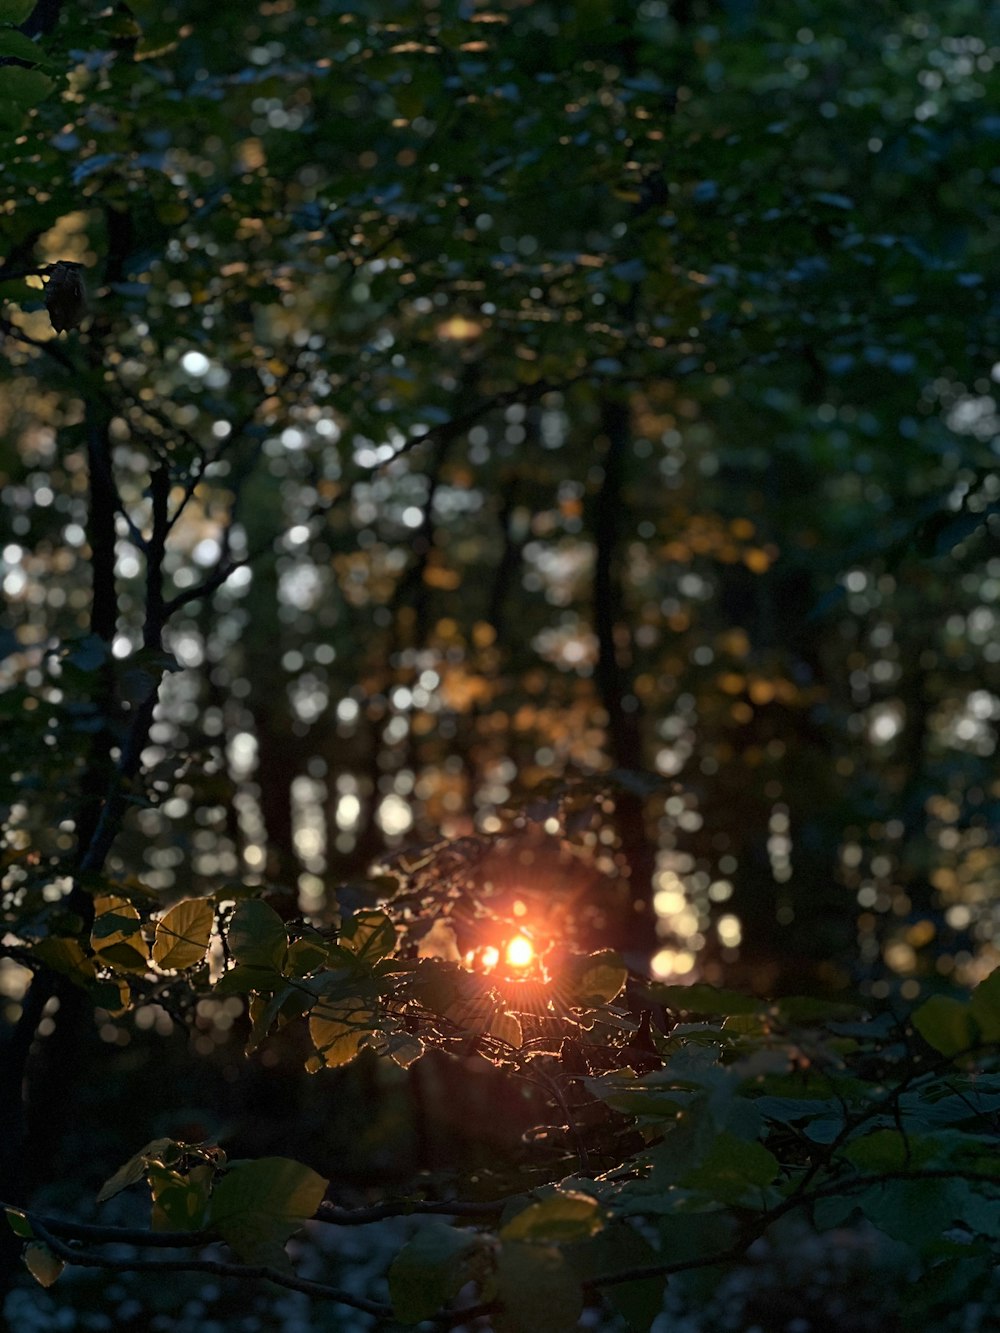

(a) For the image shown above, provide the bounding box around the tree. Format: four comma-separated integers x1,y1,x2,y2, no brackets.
2,0,999,1326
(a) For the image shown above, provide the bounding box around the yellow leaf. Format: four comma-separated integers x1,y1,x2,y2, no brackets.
309,999,377,1069
152,899,214,971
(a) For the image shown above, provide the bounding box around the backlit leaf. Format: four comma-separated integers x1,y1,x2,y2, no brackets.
23,1242,63,1288
912,995,975,1056
309,998,378,1069
208,1157,328,1263
152,898,214,970
339,909,397,963
969,967,1000,1042
573,950,627,1006
501,1192,603,1243
228,899,288,971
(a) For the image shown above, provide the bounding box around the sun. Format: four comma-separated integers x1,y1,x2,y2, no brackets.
505,934,535,969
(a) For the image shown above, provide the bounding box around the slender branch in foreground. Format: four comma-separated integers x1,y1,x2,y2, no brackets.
3,1193,523,1249
24,1217,393,1319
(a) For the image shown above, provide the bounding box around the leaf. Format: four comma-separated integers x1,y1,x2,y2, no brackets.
148,1163,212,1232
680,1132,779,1204
566,1221,661,1332
0,28,50,64
495,1241,583,1333
339,909,397,963
97,1137,177,1203
573,950,627,1006
283,933,329,977
31,936,96,986
771,995,862,1023
152,899,214,970
842,1129,937,1172
0,0,35,22
227,899,288,971
90,974,130,1016
91,894,148,973
387,1033,424,1068
501,1192,603,1243
23,1242,63,1288
490,1010,523,1047
308,998,378,1069
388,1220,483,1324
912,994,975,1056
969,967,1000,1042
208,1158,328,1264
5,1208,33,1238
212,963,284,995
857,1178,972,1254
650,983,761,1016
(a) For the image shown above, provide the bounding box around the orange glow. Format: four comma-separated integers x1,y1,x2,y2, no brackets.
505,935,534,969
512,899,527,917
481,945,500,969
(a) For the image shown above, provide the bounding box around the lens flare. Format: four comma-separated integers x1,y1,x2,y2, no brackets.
481,945,500,969
505,934,534,969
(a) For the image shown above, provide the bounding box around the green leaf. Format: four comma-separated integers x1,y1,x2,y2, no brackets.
771,995,862,1023
857,1178,972,1254
4,1208,33,1238
566,1221,662,1332
152,898,214,970
0,27,50,64
842,1129,937,1172
227,899,288,971
969,967,1000,1042
208,1157,328,1264
501,1192,603,1243
97,1137,177,1204
573,950,627,1005
23,1241,63,1288
339,909,397,963
1,64,52,107
650,983,761,1016
495,1241,583,1333
308,998,378,1068
912,994,975,1056
680,1132,779,1204
0,0,36,24
389,1220,483,1324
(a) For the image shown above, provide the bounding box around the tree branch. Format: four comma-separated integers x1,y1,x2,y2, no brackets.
24,1216,393,1318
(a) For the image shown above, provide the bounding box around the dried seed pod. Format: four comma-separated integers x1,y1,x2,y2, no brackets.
44,261,87,333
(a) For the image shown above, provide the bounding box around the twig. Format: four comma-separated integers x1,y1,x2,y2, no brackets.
24,1216,393,1318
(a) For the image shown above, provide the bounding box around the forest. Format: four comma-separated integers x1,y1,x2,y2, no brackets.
1,0,999,1329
